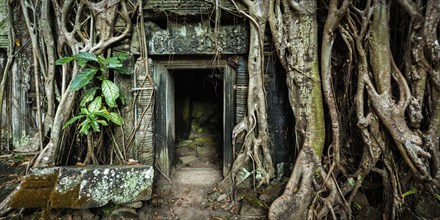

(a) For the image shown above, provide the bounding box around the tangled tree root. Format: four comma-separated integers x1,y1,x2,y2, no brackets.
269,148,339,219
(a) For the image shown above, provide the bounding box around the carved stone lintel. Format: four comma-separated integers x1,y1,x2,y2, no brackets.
146,22,248,55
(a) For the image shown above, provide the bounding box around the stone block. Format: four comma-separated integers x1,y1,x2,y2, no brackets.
108,207,138,220
10,165,154,209
173,167,222,186
176,145,197,157
123,201,143,209
178,155,198,166
197,145,217,157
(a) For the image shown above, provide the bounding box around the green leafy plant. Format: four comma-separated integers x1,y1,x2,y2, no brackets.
56,52,130,164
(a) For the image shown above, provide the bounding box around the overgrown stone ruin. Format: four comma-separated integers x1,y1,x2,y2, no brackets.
2,0,437,219
0,0,292,219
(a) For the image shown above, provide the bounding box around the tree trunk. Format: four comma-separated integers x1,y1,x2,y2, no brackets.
230,0,275,187
83,131,97,165
268,1,336,218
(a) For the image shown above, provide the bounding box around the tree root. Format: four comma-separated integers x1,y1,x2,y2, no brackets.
269,148,339,219
230,112,274,187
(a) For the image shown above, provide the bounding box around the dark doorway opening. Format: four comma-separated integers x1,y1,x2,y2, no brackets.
173,69,224,167
154,59,234,177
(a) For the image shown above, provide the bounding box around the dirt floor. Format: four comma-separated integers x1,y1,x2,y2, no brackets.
151,113,242,220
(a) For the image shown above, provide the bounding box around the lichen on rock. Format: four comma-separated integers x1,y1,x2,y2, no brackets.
10,165,154,209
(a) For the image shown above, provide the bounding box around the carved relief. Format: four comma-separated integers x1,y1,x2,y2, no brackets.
147,21,248,55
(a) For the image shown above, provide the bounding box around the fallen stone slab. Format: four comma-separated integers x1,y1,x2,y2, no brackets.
10,165,154,209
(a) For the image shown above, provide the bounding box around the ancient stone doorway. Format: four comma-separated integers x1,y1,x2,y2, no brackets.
154,59,234,178
173,69,223,168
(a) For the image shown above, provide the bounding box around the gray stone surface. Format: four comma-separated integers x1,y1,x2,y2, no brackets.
108,207,139,220
145,21,248,55
10,165,154,209
197,145,217,157
179,155,198,166
123,201,143,209
176,139,194,146
0,1,8,49
173,167,222,186
217,194,227,202
176,146,197,157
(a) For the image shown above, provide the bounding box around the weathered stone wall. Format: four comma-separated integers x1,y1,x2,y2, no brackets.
11,25,33,150
0,0,8,48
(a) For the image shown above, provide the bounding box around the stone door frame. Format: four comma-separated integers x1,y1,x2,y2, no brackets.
153,58,235,177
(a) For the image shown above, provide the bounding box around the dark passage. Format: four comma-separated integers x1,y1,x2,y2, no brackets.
173,69,224,167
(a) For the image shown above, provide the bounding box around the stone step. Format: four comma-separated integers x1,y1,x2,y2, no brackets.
172,167,222,186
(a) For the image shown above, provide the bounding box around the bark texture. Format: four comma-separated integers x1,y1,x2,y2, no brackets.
230,0,275,187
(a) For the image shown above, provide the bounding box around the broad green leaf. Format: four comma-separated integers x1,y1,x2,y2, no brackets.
101,80,119,108
63,115,85,129
90,120,100,132
110,66,131,75
93,110,111,120
107,63,123,69
108,112,124,125
70,69,98,91
79,118,90,135
80,87,99,107
96,120,108,126
117,53,127,61
77,59,88,67
80,108,89,115
89,113,100,121
102,57,121,66
88,96,102,113
55,57,74,65
74,52,98,62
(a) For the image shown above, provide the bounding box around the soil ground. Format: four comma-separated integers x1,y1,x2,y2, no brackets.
150,114,243,220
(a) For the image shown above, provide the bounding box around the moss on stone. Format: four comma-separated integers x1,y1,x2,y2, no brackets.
10,174,58,208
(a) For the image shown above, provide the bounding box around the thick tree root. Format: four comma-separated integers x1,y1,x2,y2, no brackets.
230,113,274,187
269,148,338,219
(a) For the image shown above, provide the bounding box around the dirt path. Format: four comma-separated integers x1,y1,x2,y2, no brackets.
153,166,235,220
151,121,240,220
